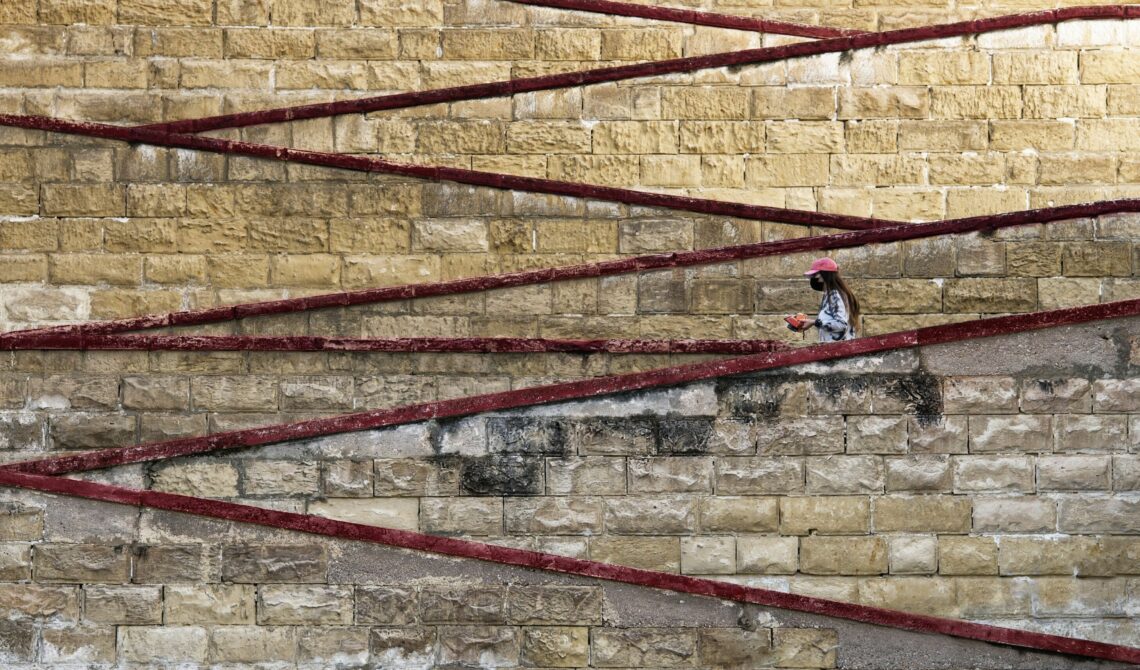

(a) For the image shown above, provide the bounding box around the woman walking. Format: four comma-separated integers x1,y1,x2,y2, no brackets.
789,257,860,341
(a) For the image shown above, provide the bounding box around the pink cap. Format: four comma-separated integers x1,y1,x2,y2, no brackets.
804,257,839,275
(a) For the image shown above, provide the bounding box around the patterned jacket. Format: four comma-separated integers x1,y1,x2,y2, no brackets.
815,289,855,342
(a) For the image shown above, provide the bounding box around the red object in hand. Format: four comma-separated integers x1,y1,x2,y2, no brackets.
784,313,811,331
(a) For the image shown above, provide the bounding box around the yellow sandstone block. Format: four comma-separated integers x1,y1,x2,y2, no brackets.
51,254,142,286
0,59,82,87
640,155,701,187
989,120,1075,151
594,121,679,154
317,29,398,59
207,255,270,288
1038,154,1118,185
548,155,639,184
506,122,592,155
746,154,829,188
946,187,1028,218
276,61,370,90
41,184,124,217
104,219,179,253
270,255,342,288
993,52,1078,85
929,153,1007,185
417,121,505,154
145,255,208,284
216,0,270,25
1023,85,1107,119
1081,50,1140,84
359,0,443,26
839,87,930,119
845,120,899,154
661,88,750,120
600,29,682,60
679,121,761,154
134,27,223,57
752,87,836,120
830,154,924,187
119,0,214,25
271,0,356,26
930,86,1023,119
1076,119,1140,151
90,290,181,319
41,0,114,24
536,29,601,61
897,51,989,85
766,121,844,154
441,29,535,60
225,28,317,59
180,60,271,89
700,155,746,188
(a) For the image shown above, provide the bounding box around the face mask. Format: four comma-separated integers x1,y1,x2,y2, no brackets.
809,275,824,291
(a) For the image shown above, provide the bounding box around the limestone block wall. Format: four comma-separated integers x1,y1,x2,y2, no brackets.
1,488,1129,669
70,315,1135,647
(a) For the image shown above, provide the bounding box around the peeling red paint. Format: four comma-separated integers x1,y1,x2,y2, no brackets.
0,467,1135,664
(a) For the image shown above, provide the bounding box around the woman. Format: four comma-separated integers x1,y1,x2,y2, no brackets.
793,257,860,341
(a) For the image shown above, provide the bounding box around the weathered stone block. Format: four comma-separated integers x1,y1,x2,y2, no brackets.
628,457,712,493
605,496,695,535
369,626,435,667
221,545,327,583
592,627,697,667
49,413,135,450
888,536,938,574
568,417,656,456
756,416,843,455
909,416,968,454
119,626,208,663
939,536,998,575
35,544,129,583
421,497,502,535
943,377,1018,414
546,457,625,495
165,585,255,625
209,625,296,663
508,586,602,625
1054,414,1129,452
505,497,603,535
1058,497,1140,534
780,496,869,535
1020,378,1092,413
296,626,369,666
1092,379,1140,412
716,457,804,495
973,497,1056,533
41,624,116,663
801,536,887,575
885,456,952,492
680,536,735,575
875,495,972,533
773,627,838,668
697,628,775,667
520,626,589,667
847,415,908,454
151,462,239,498
806,456,883,494
420,587,506,624
969,415,1053,452
0,504,42,542
954,456,1035,493
1037,455,1111,490
258,584,352,625
309,497,419,531
82,585,162,624
700,496,778,533
737,536,798,575
589,536,679,572
437,625,519,667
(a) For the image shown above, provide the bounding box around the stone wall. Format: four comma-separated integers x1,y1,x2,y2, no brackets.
67,314,1136,649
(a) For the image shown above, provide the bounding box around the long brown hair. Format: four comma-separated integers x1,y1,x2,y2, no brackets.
818,270,860,332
